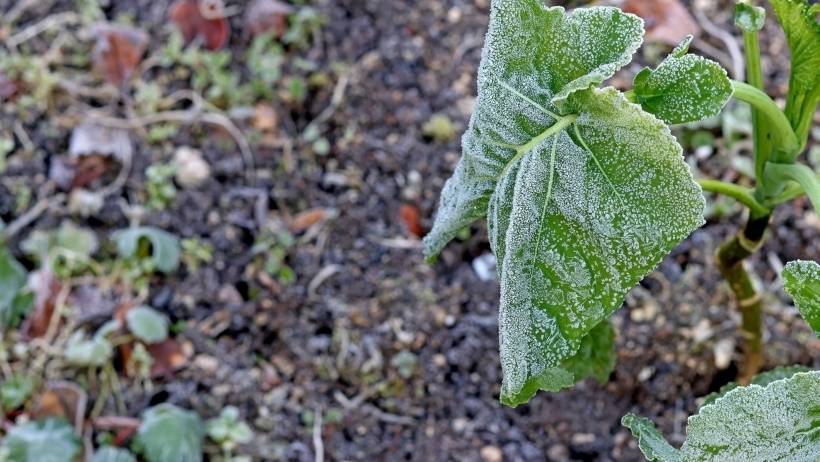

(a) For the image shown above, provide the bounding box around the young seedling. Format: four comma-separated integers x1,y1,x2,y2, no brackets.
425,0,819,454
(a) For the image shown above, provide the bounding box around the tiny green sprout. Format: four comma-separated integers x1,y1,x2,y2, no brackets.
206,406,254,462
0,373,33,412
125,306,169,345
251,229,296,286
426,0,819,454
145,163,178,210
181,238,214,271
0,246,33,331
0,135,13,173
20,221,99,278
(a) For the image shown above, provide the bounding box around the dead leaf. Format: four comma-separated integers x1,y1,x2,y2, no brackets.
253,103,278,132
0,72,19,102
92,23,148,87
21,269,61,339
398,204,423,238
245,0,294,39
69,121,133,163
32,382,87,430
623,0,700,46
169,0,230,50
147,338,192,377
289,208,327,233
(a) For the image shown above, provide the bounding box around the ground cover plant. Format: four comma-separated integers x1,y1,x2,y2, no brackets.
426,0,820,458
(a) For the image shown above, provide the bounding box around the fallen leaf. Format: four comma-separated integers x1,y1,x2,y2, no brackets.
147,338,192,377
289,208,327,233
31,381,87,430
69,121,133,163
398,204,423,238
21,268,61,339
169,0,230,50
0,72,19,102
253,103,278,132
92,23,148,87
71,155,113,189
623,0,700,46
245,0,294,38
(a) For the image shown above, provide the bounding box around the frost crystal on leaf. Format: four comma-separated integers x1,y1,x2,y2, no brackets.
424,0,705,405
782,260,820,336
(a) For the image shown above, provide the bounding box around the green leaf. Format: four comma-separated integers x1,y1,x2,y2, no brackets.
0,247,33,330
734,2,766,32
113,226,181,274
0,419,81,462
125,306,169,344
137,404,204,462
770,0,820,148
502,320,616,406
424,1,705,405
423,2,645,260
632,36,732,124
700,364,812,406
782,260,820,335
0,374,34,412
65,331,113,367
91,447,136,462
621,414,681,462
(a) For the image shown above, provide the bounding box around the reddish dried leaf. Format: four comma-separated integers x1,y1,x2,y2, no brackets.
623,0,700,46
21,269,61,339
399,204,423,238
289,208,327,233
0,72,19,102
93,416,140,446
245,0,293,38
147,338,191,377
32,382,87,430
253,103,279,132
169,0,230,50
92,24,148,87
71,154,113,190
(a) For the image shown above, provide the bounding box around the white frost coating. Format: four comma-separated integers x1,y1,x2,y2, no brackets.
681,371,820,461
782,260,820,335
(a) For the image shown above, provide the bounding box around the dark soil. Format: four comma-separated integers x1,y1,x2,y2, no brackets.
1,0,818,461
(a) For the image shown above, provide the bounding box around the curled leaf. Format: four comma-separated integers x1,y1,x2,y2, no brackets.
113,226,181,274
734,2,766,32
245,0,294,39
169,0,230,51
92,23,149,86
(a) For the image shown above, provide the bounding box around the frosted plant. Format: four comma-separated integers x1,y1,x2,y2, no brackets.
425,0,820,451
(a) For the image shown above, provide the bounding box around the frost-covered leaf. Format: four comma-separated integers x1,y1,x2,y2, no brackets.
770,0,820,147
700,364,811,407
424,0,704,405
0,419,81,462
65,331,113,367
503,320,616,406
423,1,645,259
113,226,180,274
632,36,732,124
137,404,204,462
1,374,34,412
626,371,820,461
621,414,681,462
125,305,169,344
21,221,98,272
91,447,137,462
782,260,820,335
0,247,33,330
734,2,765,32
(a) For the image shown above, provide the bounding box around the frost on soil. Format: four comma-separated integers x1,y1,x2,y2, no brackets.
423,0,705,404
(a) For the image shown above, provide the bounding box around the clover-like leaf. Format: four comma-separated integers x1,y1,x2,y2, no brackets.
137,404,204,462
0,246,33,330
734,2,765,32
425,0,705,405
91,447,137,462
126,305,169,344
0,418,82,462
625,371,820,461
782,260,820,336
621,414,681,462
113,226,181,274
770,0,820,148
632,36,732,124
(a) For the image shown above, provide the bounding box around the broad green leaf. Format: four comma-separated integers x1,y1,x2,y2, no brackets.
626,371,820,461
113,226,181,274
206,406,254,446
700,364,811,406
770,0,820,148
0,419,81,462
125,305,169,344
137,404,204,462
503,320,616,406
423,1,645,260
0,247,33,330
0,374,34,412
782,260,820,335
91,447,137,462
621,414,681,462
632,36,732,124
424,0,705,405
65,331,113,367
734,2,766,32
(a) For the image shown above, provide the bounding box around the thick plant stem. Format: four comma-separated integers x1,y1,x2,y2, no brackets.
715,213,769,384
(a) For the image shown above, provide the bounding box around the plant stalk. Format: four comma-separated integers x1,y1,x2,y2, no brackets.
740,26,769,182
730,81,799,161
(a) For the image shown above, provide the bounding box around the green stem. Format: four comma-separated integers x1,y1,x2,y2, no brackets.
740,25,769,181
764,162,820,214
697,179,770,217
730,80,799,160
